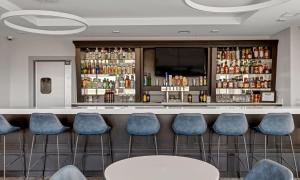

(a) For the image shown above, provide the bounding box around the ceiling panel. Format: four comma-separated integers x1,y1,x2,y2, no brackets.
9,0,242,18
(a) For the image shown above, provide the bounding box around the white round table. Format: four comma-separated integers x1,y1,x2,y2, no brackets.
105,155,219,180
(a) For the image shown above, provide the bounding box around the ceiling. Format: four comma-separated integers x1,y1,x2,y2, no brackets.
0,0,300,38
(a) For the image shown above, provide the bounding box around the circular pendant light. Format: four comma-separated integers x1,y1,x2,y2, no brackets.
0,10,88,35
184,0,291,13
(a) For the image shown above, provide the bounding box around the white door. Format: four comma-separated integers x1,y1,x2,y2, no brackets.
35,61,66,107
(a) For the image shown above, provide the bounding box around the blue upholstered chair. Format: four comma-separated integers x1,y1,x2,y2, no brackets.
127,113,160,157
252,113,298,178
212,113,250,171
245,159,293,180
27,113,70,180
50,165,87,180
73,113,112,174
172,113,207,160
0,115,25,179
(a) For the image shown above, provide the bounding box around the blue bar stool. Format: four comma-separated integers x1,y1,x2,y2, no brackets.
127,113,160,157
0,115,26,180
212,113,250,172
73,113,112,175
172,113,207,161
245,159,293,180
252,113,298,178
50,165,87,180
27,113,70,180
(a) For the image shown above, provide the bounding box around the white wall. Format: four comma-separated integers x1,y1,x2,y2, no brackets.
6,38,75,107
0,37,10,107
6,34,300,107
290,26,300,105
272,28,291,105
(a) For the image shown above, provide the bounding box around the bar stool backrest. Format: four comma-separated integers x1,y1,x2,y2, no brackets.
30,113,64,134
127,113,160,136
172,113,207,135
50,165,87,180
213,113,248,136
245,159,293,180
0,115,14,132
74,113,109,134
259,113,294,136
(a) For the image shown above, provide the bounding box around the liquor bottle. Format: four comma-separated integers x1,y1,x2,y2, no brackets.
247,48,253,59
203,76,207,86
217,50,221,59
229,62,234,74
216,63,221,74
130,75,135,89
264,47,270,59
143,92,148,103
91,60,96,74
147,73,151,86
203,91,207,103
236,47,240,60
259,47,264,59
253,47,259,59
224,61,229,74
228,79,234,88
243,78,250,88
144,74,148,86
125,75,130,88
221,48,225,60
146,92,151,102
199,76,203,86
188,93,193,103
217,79,222,88
258,60,264,74
242,48,246,59
222,79,228,88
220,63,224,74
199,91,203,103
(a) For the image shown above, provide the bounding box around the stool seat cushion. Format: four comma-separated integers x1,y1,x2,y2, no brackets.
172,113,207,135
127,113,160,136
74,113,110,135
0,115,21,135
30,113,69,135
245,159,293,180
50,165,87,180
257,113,294,136
213,113,248,136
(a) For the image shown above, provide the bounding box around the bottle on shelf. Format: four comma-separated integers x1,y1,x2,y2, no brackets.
188,93,193,103
143,91,148,103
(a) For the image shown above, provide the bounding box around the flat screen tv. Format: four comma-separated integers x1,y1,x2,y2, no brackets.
155,47,208,76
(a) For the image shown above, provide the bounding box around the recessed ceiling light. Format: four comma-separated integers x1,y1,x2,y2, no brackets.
112,30,120,33
281,12,300,17
210,29,220,33
178,30,191,34
277,18,288,22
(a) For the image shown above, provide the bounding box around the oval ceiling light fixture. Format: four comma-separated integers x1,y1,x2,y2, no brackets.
184,0,291,13
0,10,88,35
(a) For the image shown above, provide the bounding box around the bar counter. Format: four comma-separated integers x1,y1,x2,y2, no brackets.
0,104,296,115
1,105,300,177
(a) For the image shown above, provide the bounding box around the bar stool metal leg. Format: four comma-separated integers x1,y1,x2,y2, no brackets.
280,136,283,164
19,131,26,177
251,132,256,168
56,135,60,169
154,135,158,155
42,135,48,179
289,135,299,179
100,135,105,174
217,135,220,168
108,132,113,163
201,135,206,161
174,135,179,156
128,135,133,158
3,135,6,180
26,135,36,180
73,135,79,165
242,135,250,171
264,135,267,159
82,136,88,174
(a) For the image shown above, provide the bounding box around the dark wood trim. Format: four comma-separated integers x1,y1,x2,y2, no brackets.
210,48,217,103
75,47,83,102
74,40,279,103
73,40,279,48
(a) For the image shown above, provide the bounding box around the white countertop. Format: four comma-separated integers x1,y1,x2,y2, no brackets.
0,105,300,114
